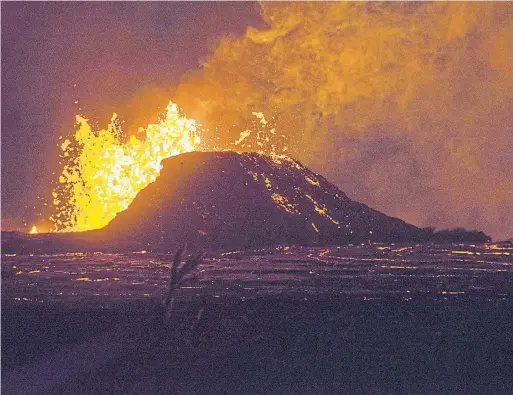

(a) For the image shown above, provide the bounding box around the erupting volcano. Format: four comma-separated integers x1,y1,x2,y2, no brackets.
3,150,489,254
4,4,513,394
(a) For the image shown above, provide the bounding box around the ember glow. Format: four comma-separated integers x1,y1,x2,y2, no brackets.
51,101,200,232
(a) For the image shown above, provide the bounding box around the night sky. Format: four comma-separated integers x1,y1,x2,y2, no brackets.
2,2,512,240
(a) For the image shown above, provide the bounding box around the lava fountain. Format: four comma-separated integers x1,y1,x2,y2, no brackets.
51,101,200,232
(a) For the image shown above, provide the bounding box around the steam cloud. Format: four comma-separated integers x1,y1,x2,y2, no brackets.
170,2,513,240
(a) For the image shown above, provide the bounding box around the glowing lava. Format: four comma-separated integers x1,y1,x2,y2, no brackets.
52,101,200,232
50,100,287,233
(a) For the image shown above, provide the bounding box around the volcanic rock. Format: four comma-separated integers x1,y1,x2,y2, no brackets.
97,151,422,251
3,151,489,254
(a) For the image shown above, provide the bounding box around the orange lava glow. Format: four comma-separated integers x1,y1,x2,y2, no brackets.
48,3,513,239
51,102,290,232
52,101,200,232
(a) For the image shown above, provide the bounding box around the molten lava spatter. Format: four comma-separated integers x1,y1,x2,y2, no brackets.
52,101,200,232
51,101,288,232
231,111,288,155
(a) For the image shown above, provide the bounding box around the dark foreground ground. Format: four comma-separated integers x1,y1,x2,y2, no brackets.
2,244,513,394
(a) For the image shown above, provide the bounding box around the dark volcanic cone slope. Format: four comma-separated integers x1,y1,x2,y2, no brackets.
100,151,421,251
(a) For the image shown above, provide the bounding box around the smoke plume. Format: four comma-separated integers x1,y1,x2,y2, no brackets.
171,2,513,240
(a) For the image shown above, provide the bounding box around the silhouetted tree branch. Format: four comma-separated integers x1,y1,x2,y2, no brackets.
162,247,203,325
